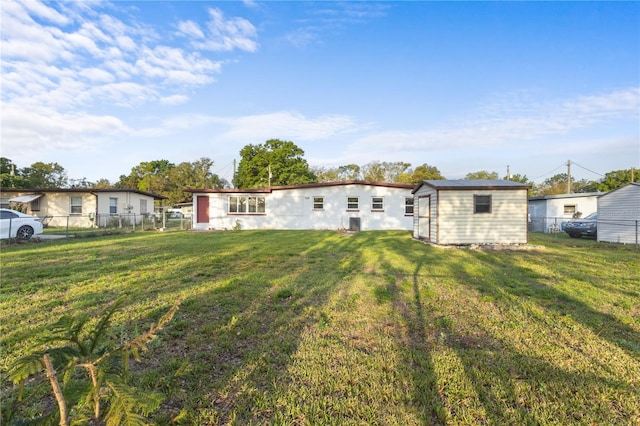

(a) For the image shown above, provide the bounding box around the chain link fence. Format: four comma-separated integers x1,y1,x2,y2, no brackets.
529,216,639,249
39,209,191,238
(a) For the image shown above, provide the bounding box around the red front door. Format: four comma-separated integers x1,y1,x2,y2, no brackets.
196,196,209,223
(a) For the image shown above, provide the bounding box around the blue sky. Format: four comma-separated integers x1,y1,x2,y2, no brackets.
1,1,638,186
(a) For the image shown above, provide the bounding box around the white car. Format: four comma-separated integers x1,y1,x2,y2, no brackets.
0,208,44,240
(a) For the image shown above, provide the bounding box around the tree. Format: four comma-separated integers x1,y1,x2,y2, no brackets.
337,164,361,181
20,162,68,188
235,139,315,188
533,173,598,196
465,170,499,180
407,163,445,184
0,157,29,188
94,179,113,189
310,166,340,182
165,158,227,204
361,161,386,182
503,173,532,185
598,168,639,192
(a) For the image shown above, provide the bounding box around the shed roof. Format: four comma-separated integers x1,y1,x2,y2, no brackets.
412,179,529,194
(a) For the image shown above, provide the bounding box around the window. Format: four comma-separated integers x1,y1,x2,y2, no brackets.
405,197,414,215
70,196,82,214
31,197,41,211
228,195,265,214
371,196,384,211
347,197,359,210
109,198,118,214
313,196,324,210
564,204,576,215
140,199,148,214
474,195,492,214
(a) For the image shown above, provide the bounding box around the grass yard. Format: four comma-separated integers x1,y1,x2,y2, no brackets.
1,231,639,425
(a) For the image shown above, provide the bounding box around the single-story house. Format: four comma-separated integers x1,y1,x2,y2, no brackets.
0,188,166,228
597,182,640,245
528,192,602,233
186,181,415,231
412,180,530,245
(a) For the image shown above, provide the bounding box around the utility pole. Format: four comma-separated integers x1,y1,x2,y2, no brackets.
268,164,272,187
567,160,572,194
506,165,511,180
232,159,236,188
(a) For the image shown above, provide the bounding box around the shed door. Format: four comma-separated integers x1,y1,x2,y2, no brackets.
418,195,430,240
196,196,209,223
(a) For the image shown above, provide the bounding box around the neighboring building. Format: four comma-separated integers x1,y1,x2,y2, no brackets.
412,180,530,245
528,192,602,233
597,183,640,245
186,181,415,231
0,188,166,228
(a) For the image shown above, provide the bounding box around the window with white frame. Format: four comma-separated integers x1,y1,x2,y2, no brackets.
140,199,148,214
474,195,492,214
347,197,359,210
371,196,384,211
31,197,41,211
109,197,118,214
228,195,265,214
313,196,324,210
70,196,82,214
405,197,414,215
564,204,576,215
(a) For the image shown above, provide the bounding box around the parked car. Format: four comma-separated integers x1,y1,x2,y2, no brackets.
564,212,597,239
0,208,44,240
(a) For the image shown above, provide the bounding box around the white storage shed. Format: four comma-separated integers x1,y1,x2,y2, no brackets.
412,180,530,245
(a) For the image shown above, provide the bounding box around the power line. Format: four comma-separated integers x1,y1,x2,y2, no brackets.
531,162,566,180
571,161,605,178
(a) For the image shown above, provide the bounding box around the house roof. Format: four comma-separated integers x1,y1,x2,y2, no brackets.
528,192,603,201
184,180,415,194
412,179,530,194
0,188,167,200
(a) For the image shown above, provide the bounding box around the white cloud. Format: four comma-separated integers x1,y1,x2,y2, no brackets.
176,20,204,39
347,87,640,155
160,94,190,105
193,8,259,52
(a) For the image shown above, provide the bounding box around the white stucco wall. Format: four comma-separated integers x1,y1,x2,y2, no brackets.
192,183,414,231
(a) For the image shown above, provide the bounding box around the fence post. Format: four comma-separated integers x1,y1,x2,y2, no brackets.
66,216,70,238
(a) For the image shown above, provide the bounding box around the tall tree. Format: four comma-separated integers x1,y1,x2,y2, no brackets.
337,164,361,181
361,161,386,182
165,158,226,204
117,160,175,193
464,170,499,180
0,157,29,188
21,162,68,187
598,168,639,192
310,166,340,182
407,163,445,184
235,139,315,188
533,173,598,195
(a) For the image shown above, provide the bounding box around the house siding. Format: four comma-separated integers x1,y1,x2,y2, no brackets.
192,183,413,231
597,183,640,244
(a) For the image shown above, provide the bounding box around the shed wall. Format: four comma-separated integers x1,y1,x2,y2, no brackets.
597,184,640,244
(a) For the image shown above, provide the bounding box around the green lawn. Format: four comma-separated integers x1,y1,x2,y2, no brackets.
1,231,639,425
